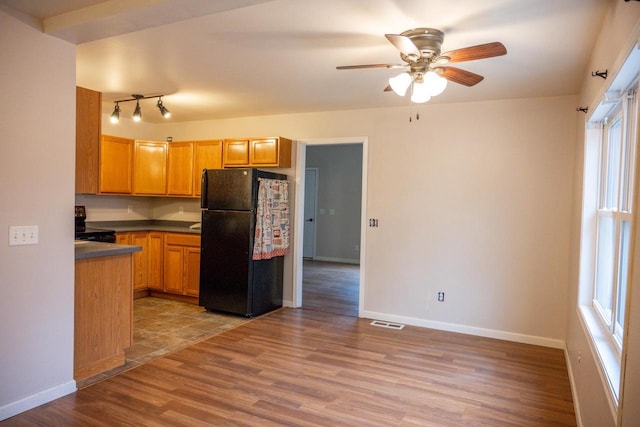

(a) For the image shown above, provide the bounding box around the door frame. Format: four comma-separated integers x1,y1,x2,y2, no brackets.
292,136,368,315
302,167,319,259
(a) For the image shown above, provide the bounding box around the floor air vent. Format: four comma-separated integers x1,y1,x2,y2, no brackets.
370,320,405,330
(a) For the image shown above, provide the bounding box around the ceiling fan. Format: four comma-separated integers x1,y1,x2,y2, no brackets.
337,28,507,103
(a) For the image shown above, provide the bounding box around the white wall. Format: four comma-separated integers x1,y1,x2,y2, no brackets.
565,1,640,426
136,94,576,348
0,8,77,420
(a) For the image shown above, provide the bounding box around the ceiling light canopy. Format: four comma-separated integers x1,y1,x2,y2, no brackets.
388,71,448,104
110,94,170,123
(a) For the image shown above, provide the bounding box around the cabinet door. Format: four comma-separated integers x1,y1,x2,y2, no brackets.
147,232,164,291
250,138,279,165
223,139,250,167
75,87,101,194
163,245,184,294
194,140,223,196
184,247,201,296
133,141,167,195
131,232,149,291
115,232,131,245
100,135,133,194
167,142,194,196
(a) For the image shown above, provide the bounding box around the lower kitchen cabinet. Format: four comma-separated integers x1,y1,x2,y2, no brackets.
117,232,147,294
147,232,164,291
163,233,201,298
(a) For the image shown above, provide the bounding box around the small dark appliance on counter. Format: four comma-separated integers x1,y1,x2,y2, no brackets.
75,205,116,243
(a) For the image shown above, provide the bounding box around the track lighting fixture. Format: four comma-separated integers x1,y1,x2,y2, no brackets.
109,94,171,123
110,103,120,123
157,97,171,118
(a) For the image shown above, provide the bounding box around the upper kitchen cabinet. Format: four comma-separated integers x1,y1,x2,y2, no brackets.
75,87,101,194
167,142,194,196
133,140,167,195
223,139,250,166
222,137,292,168
100,135,134,194
193,140,223,196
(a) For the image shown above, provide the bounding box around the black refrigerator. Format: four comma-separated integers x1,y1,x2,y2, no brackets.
199,168,288,317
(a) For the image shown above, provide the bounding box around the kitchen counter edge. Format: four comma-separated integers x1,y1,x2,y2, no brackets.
75,241,142,260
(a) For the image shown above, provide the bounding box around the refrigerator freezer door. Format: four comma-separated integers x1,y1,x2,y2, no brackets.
201,169,255,211
199,209,253,315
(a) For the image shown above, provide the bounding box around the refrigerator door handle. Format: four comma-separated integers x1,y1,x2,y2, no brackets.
201,169,208,208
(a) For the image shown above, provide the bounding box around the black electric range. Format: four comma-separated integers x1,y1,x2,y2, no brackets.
75,205,116,242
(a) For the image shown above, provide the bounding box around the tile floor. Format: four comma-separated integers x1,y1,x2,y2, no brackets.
77,297,248,388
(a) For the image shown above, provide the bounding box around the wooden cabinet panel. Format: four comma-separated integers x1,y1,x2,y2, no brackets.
194,140,223,196
75,87,101,194
163,246,184,294
133,140,167,195
131,232,149,291
184,247,201,296
167,142,194,196
223,139,250,166
74,254,132,380
148,232,164,291
100,135,133,194
251,138,279,165
163,233,201,297
115,233,130,245
222,137,291,168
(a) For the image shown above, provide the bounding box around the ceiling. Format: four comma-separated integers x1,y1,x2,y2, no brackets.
1,0,611,123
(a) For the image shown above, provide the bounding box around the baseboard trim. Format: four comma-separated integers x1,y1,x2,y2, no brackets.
359,310,566,349
0,380,76,421
564,345,584,427
310,256,359,264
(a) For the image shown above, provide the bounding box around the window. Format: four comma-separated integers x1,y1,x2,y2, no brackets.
593,103,636,350
578,45,639,405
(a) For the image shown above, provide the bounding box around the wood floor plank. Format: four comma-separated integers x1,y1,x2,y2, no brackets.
2,308,576,426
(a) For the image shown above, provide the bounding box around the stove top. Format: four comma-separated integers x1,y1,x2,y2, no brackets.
75,227,116,242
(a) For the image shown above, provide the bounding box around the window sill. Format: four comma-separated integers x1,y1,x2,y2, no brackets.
578,305,621,405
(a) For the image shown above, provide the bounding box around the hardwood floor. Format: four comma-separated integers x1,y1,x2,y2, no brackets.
3,308,576,426
302,260,359,316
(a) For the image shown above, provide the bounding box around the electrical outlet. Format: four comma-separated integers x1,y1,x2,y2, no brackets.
437,292,445,302
179,206,184,214
9,225,39,246
127,205,133,214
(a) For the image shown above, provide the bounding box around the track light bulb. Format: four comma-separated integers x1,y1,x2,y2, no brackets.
110,103,120,123
133,100,142,122
157,98,171,118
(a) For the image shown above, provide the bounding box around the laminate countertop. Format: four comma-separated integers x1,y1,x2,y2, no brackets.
74,241,142,260
85,220,201,235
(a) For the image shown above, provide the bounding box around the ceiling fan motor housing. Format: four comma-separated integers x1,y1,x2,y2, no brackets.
400,28,444,61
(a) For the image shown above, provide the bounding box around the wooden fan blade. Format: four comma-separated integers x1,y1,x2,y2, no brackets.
436,66,484,86
336,63,405,70
384,84,392,92
440,42,507,63
385,34,421,59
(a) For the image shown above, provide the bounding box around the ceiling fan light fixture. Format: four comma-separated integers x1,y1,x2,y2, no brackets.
424,71,448,96
389,72,412,96
411,81,431,104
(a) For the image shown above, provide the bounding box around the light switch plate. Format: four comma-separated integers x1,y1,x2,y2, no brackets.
9,225,39,246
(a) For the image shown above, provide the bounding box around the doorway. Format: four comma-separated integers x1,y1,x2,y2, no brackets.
293,137,368,317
